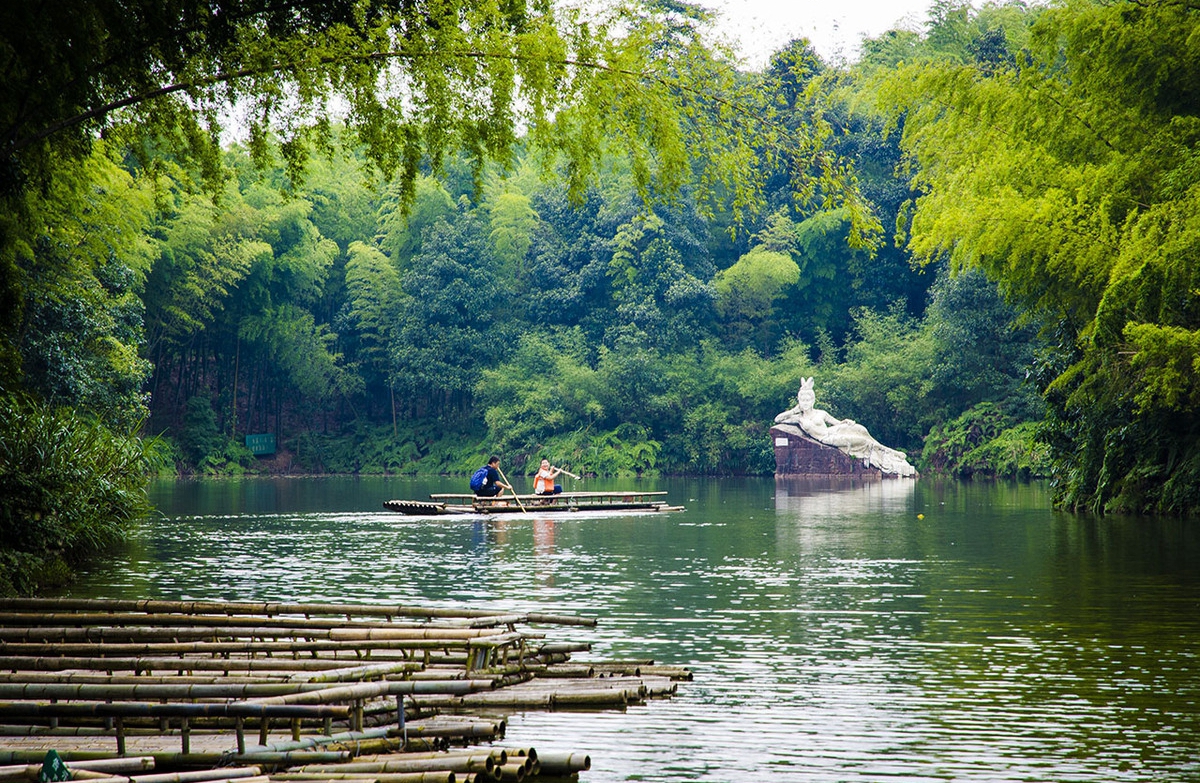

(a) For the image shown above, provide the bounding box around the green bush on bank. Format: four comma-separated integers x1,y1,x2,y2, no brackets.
921,402,1051,480
0,395,152,596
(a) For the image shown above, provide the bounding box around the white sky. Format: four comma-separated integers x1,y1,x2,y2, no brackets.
701,0,937,67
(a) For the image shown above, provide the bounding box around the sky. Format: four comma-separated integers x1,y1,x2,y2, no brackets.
701,0,938,67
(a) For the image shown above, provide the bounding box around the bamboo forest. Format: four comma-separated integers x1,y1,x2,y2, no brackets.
3,0,1200,593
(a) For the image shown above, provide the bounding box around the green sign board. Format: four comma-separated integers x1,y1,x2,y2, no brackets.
244,433,276,456
40,750,70,783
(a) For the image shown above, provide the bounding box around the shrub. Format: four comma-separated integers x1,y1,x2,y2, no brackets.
0,395,151,595
921,403,1051,479
178,396,224,465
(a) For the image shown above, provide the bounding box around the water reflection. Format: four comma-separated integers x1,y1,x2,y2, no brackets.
62,477,1200,781
773,476,917,517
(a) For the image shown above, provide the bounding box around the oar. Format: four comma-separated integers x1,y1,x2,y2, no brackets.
554,466,581,480
495,466,528,514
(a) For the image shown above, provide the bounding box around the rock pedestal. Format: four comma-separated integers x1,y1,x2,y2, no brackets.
771,424,884,478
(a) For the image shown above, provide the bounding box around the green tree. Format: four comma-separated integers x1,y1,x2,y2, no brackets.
876,0,1200,512
390,212,506,417
488,192,539,275
605,210,715,351
714,247,800,352
377,176,455,268
4,146,156,430
342,240,400,388
923,267,1042,420
143,188,261,365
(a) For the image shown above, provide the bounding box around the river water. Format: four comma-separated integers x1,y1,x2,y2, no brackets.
67,476,1200,781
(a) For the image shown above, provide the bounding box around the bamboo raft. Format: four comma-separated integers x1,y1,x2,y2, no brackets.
0,599,691,783
384,492,684,516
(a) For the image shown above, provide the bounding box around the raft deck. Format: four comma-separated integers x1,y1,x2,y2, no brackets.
384,490,683,515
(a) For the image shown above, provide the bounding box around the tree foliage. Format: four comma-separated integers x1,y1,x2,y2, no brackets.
876,0,1200,513
0,397,152,595
17,0,1196,532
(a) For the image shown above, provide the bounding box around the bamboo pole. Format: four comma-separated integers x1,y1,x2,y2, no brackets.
287,662,425,684
0,638,513,657
0,600,583,623
521,665,594,678
0,624,515,644
0,615,429,631
0,726,113,737
0,656,422,674
142,778,265,783
522,613,597,628
0,612,592,631
0,755,119,765
529,752,590,774
0,763,149,783
0,671,498,689
270,774,455,783
131,768,261,783
67,759,157,774
494,763,524,782
71,776,265,783
493,749,534,764
393,720,504,740
242,727,391,754
0,675,295,686
0,702,350,719
343,751,505,767
296,755,496,776
0,684,336,701
407,687,632,709
534,642,590,655
493,467,526,514
148,753,350,767
247,680,494,705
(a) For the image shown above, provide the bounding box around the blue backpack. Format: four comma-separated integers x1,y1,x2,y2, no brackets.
469,466,489,491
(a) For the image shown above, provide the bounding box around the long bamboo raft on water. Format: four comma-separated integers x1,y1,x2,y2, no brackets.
0,598,691,783
384,491,684,516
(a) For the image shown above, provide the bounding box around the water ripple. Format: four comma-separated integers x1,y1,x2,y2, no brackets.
64,477,1200,781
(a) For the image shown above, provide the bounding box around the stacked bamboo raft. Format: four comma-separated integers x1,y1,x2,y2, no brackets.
0,599,692,783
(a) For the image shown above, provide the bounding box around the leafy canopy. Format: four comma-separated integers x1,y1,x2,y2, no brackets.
875,0,1200,513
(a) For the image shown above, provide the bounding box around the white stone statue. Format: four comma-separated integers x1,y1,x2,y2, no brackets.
774,377,917,477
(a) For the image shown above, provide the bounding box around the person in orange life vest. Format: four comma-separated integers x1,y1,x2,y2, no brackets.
534,458,563,495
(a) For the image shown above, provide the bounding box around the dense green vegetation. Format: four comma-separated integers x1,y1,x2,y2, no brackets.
874,0,1200,513
0,397,154,594
2,0,1199,594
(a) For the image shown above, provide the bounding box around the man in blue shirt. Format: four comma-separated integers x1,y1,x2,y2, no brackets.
472,456,511,497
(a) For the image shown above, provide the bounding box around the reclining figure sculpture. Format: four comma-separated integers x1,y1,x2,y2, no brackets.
774,377,917,477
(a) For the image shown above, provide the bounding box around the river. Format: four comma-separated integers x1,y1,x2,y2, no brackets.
65,476,1200,781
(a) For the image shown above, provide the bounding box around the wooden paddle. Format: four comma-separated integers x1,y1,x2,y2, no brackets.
495,466,528,514
554,465,581,480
